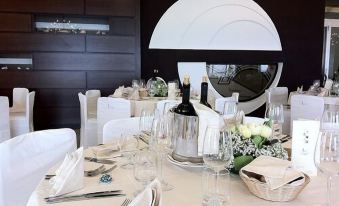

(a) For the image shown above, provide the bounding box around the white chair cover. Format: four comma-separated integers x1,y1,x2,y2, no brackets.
265,87,288,105
78,93,97,148
97,97,131,144
10,88,29,113
156,100,179,115
0,97,10,143
85,90,101,118
103,117,140,144
0,128,77,206
290,95,324,134
10,91,35,137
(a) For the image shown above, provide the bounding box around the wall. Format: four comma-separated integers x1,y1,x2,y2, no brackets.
140,0,326,115
0,0,140,129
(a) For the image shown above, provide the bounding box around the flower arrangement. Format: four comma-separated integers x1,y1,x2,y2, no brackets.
229,120,288,173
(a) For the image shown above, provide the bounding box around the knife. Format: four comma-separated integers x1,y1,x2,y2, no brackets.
85,157,116,164
45,191,125,203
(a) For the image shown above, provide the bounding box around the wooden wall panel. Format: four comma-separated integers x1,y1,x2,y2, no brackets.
86,0,136,16
34,108,80,129
109,18,136,35
0,71,86,88
34,89,84,108
87,71,136,88
34,53,136,71
0,33,85,52
0,13,32,32
0,0,84,14
86,36,136,53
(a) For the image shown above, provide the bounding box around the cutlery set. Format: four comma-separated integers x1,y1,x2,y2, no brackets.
45,190,126,203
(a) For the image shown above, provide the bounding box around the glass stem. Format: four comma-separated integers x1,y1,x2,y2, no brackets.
158,154,164,182
327,175,332,206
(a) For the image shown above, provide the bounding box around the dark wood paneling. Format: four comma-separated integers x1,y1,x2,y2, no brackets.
87,71,136,88
109,18,136,35
86,0,136,16
0,71,86,88
34,89,85,108
86,35,135,53
34,108,80,130
34,53,136,71
0,13,31,32
0,0,84,14
0,33,85,52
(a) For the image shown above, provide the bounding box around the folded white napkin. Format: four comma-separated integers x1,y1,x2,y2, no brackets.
193,103,222,156
241,156,305,190
112,86,124,98
129,179,162,206
49,147,84,196
89,143,121,158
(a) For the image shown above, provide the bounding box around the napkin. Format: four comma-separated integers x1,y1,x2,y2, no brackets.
49,147,84,196
241,156,305,190
129,179,162,206
112,86,124,98
89,143,121,158
193,103,221,156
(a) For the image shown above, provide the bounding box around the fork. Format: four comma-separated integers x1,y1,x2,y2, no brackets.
121,198,131,206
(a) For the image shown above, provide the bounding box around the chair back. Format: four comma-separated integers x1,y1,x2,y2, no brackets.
266,87,288,105
27,92,35,132
290,95,325,133
0,129,76,206
0,97,10,143
97,97,131,144
103,117,139,144
85,90,101,117
12,88,29,112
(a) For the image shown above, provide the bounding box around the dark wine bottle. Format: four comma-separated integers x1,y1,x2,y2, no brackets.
174,75,197,116
200,76,212,108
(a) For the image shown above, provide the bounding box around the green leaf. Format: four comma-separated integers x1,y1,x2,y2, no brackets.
263,119,273,128
252,135,267,149
233,155,254,173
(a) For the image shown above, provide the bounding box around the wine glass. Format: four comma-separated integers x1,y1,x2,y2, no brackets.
132,79,140,89
202,126,233,206
222,100,238,130
120,135,139,169
265,103,284,139
139,109,155,135
151,116,174,191
315,107,339,206
134,150,157,195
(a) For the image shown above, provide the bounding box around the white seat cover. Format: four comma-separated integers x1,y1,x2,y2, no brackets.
10,88,29,113
0,97,10,143
85,90,101,117
103,117,140,144
97,97,131,144
79,93,97,148
0,128,76,206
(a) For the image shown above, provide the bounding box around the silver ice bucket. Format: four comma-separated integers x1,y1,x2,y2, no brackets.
169,109,203,163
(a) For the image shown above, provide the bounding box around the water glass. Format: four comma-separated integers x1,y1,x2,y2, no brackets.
139,109,155,134
202,168,230,206
132,79,140,89
265,103,284,138
139,79,146,88
120,135,139,169
222,100,238,130
134,150,157,195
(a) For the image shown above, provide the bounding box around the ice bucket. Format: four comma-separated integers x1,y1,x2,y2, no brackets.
169,109,203,163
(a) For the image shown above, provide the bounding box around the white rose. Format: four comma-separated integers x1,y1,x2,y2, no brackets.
241,127,252,138
237,125,246,132
249,125,262,136
260,125,272,139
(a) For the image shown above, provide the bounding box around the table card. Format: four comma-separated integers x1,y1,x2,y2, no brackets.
291,120,320,176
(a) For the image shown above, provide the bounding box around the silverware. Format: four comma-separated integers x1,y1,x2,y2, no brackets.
45,174,55,180
121,198,131,206
85,157,116,164
45,191,125,203
85,165,106,177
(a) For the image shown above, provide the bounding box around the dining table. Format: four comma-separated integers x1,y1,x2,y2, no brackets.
27,137,336,206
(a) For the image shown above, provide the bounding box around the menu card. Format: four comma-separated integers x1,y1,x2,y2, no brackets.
291,120,320,176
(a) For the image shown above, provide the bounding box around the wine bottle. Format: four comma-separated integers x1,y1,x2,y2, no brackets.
174,75,197,116
200,76,212,108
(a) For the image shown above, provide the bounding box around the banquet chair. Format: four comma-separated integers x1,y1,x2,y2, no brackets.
0,97,10,143
265,87,288,105
0,128,77,206
290,95,324,134
97,97,131,144
79,92,97,148
10,91,35,137
85,90,101,118
103,117,140,144
10,88,29,113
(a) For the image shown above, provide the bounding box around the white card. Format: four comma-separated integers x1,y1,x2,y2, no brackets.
292,120,320,176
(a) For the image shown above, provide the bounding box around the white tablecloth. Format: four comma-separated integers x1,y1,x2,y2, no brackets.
28,150,333,206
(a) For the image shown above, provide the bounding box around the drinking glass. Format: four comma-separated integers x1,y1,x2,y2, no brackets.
315,107,339,206
139,79,146,89
134,150,157,195
222,100,238,130
132,79,140,89
139,109,155,135
265,103,284,138
120,135,139,169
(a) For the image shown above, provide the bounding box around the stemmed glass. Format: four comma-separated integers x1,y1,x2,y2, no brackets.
315,107,339,206
265,103,284,138
120,135,139,169
139,109,156,135
134,150,157,195
202,126,233,205
222,100,238,130
150,115,174,191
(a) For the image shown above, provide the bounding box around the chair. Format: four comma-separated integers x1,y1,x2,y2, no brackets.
85,90,101,118
0,97,10,143
78,93,97,148
103,117,140,144
0,128,77,206
97,97,131,144
290,95,325,134
10,91,35,137
10,88,29,113
265,87,288,105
